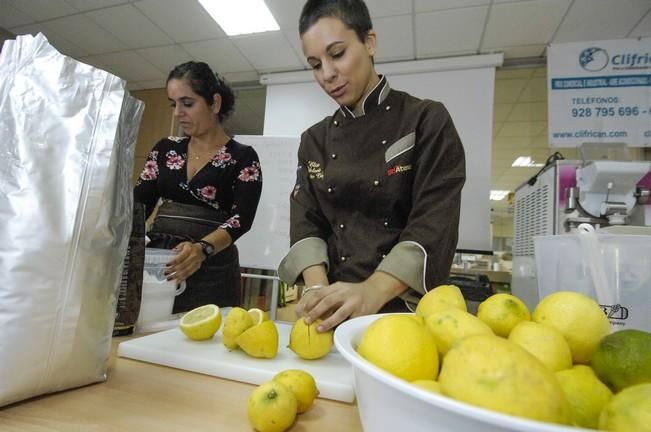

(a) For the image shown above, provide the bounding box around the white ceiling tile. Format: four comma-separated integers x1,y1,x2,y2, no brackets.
283,29,310,68
415,0,490,13
482,0,571,48
126,81,143,91
136,45,194,74
531,137,551,148
10,23,89,58
365,0,412,17
132,79,166,90
498,121,546,137
374,15,414,62
134,0,226,42
232,32,303,72
493,104,513,122
554,0,651,43
78,55,109,71
64,0,129,11
532,67,547,78
87,51,165,81
1,4,35,28
496,68,535,80
494,136,545,149
6,0,77,21
498,45,546,59
222,71,261,84
45,14,128,54
182,39,255,74
507,102,547,122
265,0,305,29
494,78,527,103
415,6,488,57
518,77,546,102
630,12,651,37
85,5,173,49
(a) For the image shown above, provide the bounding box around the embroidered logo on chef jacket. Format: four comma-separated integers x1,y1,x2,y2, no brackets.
307,160,324,180
384,132,415,163
387,164,413,176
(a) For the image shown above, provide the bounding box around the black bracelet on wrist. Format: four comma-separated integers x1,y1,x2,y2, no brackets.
196,240,216,257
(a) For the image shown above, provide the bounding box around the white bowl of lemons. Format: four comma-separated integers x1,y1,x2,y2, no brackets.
333,313,593,432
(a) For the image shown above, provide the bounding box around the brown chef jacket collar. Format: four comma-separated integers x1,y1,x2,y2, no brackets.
339,75,390,119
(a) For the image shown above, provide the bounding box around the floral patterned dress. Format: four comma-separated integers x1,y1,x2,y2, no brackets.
134,136,262,311
135,136,262,241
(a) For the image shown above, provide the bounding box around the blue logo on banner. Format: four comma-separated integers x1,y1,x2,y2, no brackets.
579,47,609,72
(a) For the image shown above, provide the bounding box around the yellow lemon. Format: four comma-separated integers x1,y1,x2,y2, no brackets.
508,321,572,372
247,380,297,432
555,365,613,429
423,308,493,356
288,318,333,360
248,307,269,325
357,314,439,382
533,291,610,364
272,369,319,414
415,284,466,318
591,329,651,392
236,320,279,359
178,304,221,341
477,293,530,337
411,379,441,394
599,383,651,432
222,307,254,350
439,335,570,425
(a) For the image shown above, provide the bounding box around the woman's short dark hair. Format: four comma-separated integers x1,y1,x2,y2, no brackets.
299,0,372,42
167,61,235,122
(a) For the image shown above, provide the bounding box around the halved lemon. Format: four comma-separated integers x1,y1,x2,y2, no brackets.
248,307,269,325
179,304,222,341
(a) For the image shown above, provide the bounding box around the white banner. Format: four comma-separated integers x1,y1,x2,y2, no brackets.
548,38,651,148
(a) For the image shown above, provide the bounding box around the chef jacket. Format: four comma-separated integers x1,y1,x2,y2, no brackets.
278,76,465,304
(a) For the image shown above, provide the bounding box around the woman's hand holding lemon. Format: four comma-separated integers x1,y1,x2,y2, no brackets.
299,273,407,332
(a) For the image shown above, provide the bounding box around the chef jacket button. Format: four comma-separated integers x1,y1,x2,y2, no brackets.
339,223,345,229
383,220,389,227
381,139,387,145
340,255,347,262
385,105,391,111
381,254,387,259
333,120,339,126
373,179,380,186
327,186,335,193
331,153,337,159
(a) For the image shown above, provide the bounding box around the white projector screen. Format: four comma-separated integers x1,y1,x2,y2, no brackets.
260,55,499,254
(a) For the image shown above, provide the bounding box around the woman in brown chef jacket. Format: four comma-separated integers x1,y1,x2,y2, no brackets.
135,61,262,313
278,0,466,332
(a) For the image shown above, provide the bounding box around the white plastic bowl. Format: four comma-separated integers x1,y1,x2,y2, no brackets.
334,314,595,432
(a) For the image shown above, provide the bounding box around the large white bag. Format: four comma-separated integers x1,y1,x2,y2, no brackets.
0,33,144,406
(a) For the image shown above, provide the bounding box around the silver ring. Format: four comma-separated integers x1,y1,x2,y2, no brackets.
301,284,326,297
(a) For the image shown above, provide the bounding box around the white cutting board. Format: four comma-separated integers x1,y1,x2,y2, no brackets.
117,321,355,403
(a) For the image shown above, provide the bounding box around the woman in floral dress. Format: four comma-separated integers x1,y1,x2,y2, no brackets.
135,61,262,313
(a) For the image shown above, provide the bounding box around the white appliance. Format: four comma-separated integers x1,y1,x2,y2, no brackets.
511,157,651,311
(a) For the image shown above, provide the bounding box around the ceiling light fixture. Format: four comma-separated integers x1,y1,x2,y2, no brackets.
512,156,544,168
198,0,280,36
490,190,510,201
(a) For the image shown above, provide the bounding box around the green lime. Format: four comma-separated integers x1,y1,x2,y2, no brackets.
591,329,651,392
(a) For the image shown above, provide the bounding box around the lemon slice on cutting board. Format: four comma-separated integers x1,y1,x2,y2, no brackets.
179,304,222,341
248,307,269,325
